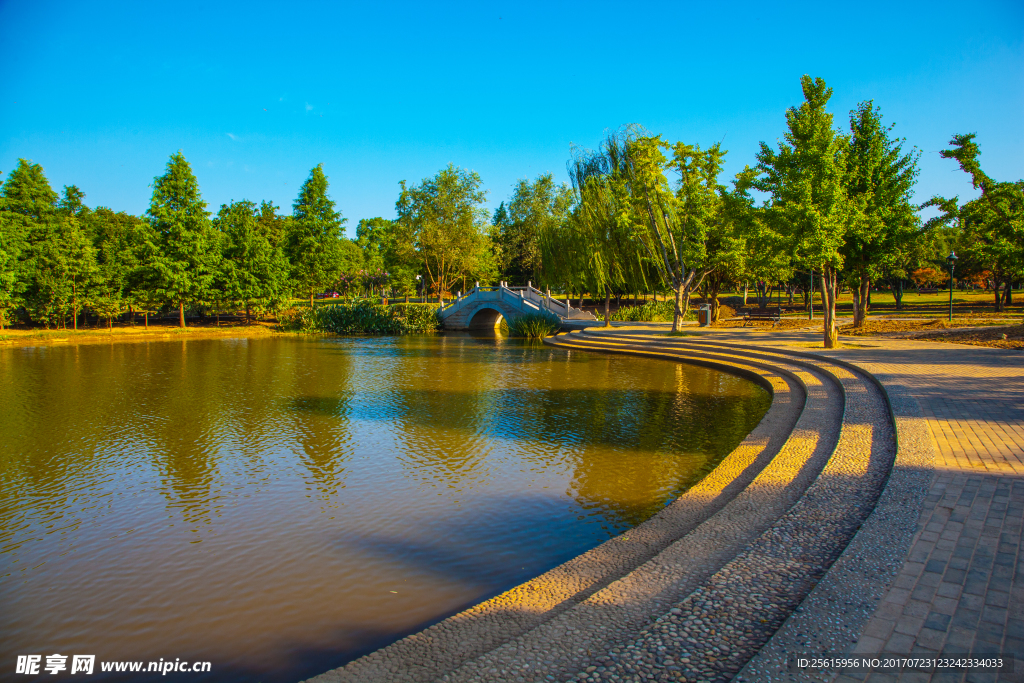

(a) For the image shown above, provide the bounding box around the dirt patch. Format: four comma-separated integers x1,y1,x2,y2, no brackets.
910,324,1024,350
842,319,1007,336
839,318,1024,349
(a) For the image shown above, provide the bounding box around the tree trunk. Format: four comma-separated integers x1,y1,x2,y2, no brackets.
1004,282,1013,306
179,301,186,328
672,272,697,333
822,266,839,348
891,277,904,311
145,311,149,329
993,278,1003,312
405,294,409,304
710,280,721,322
673,285,685,333
108,315,112,330
603,290,610,327
787,283,794,305
853,274,870,328
743,282,748,305
309,290,315,308
859,275,871,327
851,285,860,328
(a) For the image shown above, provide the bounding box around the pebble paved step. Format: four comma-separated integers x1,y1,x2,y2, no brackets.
430,334,849,682
305,340,812,683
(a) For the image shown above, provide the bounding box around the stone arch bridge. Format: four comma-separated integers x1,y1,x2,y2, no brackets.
437,283,597,330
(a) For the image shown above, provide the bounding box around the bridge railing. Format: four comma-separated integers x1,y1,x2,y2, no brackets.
437,283,597,321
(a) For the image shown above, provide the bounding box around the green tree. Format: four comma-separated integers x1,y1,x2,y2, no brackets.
755,76,853,348
394,164,489,302
27,214,97,328
493,174,573,285
841,101,921,327
938,134,1024,311
568,129,734,331
86,207,151,326
286,164,348,306
0,160,60,326
355,217,395,272
354,217,427,299
554,148,633,326
147,151,218,327
216,200,290,321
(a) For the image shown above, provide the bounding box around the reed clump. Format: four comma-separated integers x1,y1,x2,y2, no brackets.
506,311,560,338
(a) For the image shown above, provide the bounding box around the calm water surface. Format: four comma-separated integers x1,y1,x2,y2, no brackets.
0,335,770,682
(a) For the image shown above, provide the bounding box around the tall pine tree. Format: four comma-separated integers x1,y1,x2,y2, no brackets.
287,164,347,306
147,151,218,327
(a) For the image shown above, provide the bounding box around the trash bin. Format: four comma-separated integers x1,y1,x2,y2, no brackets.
698,304,712,327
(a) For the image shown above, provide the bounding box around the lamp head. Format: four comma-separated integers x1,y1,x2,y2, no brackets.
947,251,958,263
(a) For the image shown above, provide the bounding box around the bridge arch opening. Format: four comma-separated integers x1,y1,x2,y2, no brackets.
468,307,504,331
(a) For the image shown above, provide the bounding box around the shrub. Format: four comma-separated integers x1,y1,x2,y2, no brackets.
611,299,687,322
277,306,311,331
389,303,443,333
506,311,560,339
282,302,440,335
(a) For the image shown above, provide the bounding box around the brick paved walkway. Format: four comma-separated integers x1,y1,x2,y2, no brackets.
817,340,1024,683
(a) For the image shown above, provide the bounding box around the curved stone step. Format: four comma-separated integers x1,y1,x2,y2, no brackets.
432,334,851,682
549,331,898,683
304,338,819,682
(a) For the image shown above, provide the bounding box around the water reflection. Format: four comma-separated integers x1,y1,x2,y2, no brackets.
0,335,770,682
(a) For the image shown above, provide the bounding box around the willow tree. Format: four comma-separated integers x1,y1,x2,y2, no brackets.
756,76,852,348
603,130,728,331
557,141,650,325
558,128,741,331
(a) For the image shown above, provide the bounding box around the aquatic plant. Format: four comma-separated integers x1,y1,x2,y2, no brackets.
506,311,560,338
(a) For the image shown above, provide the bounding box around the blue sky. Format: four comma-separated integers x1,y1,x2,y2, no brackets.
1,0,1021,231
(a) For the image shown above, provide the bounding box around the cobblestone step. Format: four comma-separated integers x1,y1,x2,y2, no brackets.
550,331,897,683
429,333,853,682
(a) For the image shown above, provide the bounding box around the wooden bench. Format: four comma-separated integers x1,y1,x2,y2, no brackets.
918,288,939,294
743,307,782,326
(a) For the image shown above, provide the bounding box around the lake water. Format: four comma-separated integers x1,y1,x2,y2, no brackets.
0,334,770,682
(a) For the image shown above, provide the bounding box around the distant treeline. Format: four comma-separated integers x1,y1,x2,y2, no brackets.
1,75,1021,341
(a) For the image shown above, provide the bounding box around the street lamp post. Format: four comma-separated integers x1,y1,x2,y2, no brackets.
946,252,957,322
